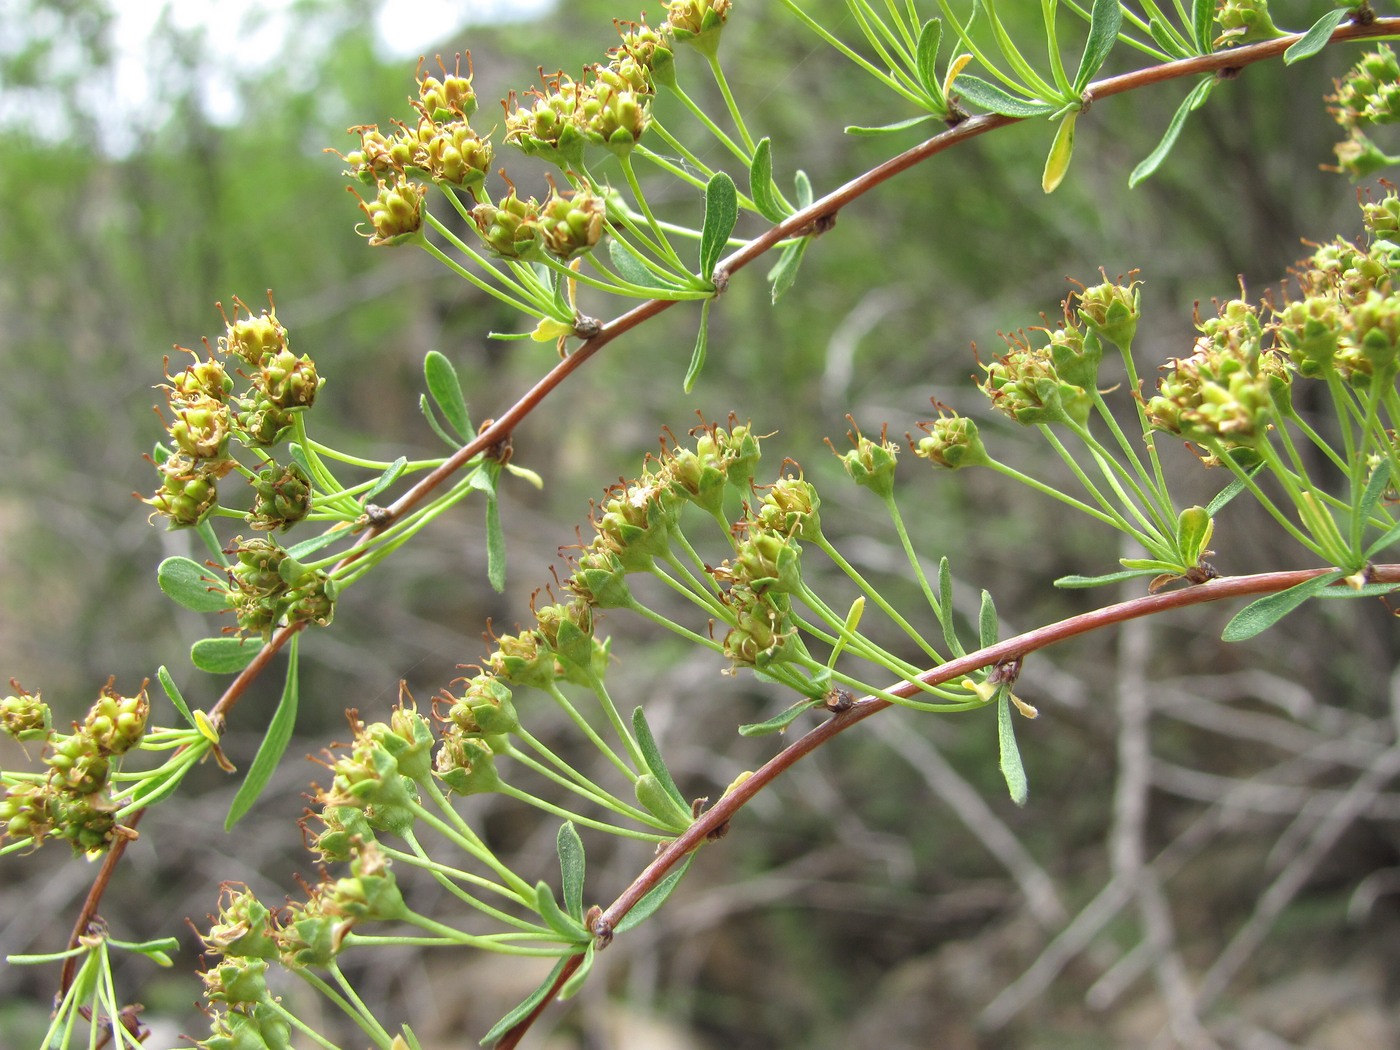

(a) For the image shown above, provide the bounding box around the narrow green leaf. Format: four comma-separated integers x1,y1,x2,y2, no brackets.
997,691,1029,806
1206,471,1254,515
362,457,408,504
1148,18,1194,59
699,171,738,279
615,855,695,933
479,958,570,1047
1354,460,1392,552
423,350,473,441
1192,0,1214,54
558,942,595,1000
915,18,943,99
1315,581,1400,598
1129,76,1215,187
1042,110,1077,193
287,443,316,485
607,239,685,291
1073,0,1123,92
285,528,347,561
845,114,941,136
485,463,506,593
557,822,586,922
794,170,813,209
1221,572,1343,642
156,666,197,728
535,881,588,941
418,395,463,451
768,237,809,303
938,557,966,657
106,935,179,965
749,138,792,222
739,698,822,736
1120,557,1186,573
1284,8,1350,64
952,73,1058,117
158,557,230,613
1365,519,1400,559
191,637,262,674
1055,569,1158,588
635,774,693,831
632,707,687,809
978,589,998,649
684,298,712,393
226,637,300,829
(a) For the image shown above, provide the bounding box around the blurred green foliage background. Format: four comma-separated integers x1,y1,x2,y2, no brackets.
2,1,1399,1047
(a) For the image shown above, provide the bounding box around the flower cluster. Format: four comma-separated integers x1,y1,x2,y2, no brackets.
0,679,147,854
978,323,1098,427
224,537,336,638
143,297,322,532
1328,46,1400,179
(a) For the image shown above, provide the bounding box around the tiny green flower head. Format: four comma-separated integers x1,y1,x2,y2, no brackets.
666,0,732,57
246,460,313,532
83,677,149,756
2,682,52,741
1213,0,1284,48
540,184,606,260
503,74,588,169
445,673,519,737
143,459,220,528
1073,274,1140,354
218,296,289,367
416,53,477,123
912,409,991,470
756,472,821,540
421,120,492,188
836,420,899,499
201,884,280,961
471,185,544,259
355,175,425,246
979,332,1092,426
